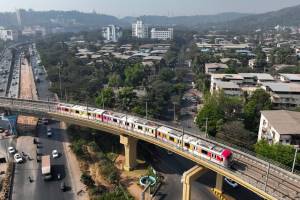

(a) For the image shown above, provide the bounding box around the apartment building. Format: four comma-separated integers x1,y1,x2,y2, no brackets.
211,80,242,96
0,27,18,41
258,110,300,147
102,25,122,42
279,74,300,83
150,28,173,40
205,63,228,74
261,82,300,108
132,19,148,39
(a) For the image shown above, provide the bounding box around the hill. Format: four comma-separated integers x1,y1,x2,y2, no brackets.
213,4,300,31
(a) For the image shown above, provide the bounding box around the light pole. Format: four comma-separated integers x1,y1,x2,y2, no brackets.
264,162,270,191
58,63,62,100
173,103,176,121
145,101,148,120
101,92,104,109
292,148,299,173
205,117,208,137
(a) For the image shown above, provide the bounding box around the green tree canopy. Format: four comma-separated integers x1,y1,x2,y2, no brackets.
117,87,138,111
244,89,272,131
124,64,145,87
95,87,115,108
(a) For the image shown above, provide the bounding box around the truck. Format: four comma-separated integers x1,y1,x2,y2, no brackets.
41,155,52,180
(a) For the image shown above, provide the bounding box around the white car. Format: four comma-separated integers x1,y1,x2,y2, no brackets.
47,127,52,137
14,153,23,163
52,150,59,158
224,177,238,188
8,146,15,154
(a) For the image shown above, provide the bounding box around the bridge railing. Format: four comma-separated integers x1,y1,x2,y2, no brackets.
1,97,299,177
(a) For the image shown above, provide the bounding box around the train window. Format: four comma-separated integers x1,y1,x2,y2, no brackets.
201,149,208,155
88,113,91,116
125,122,129,126
184,143,190,148
113,119,117,123
75,110,79,114
65,108,69,112
169,136,174,142
138,126,142,130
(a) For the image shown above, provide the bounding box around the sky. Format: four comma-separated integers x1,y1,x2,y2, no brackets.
1,0,300,17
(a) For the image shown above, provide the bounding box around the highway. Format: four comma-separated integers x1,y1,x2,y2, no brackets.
12,121,75,200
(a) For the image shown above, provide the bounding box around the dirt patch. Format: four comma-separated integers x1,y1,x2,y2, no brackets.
115,155,146,200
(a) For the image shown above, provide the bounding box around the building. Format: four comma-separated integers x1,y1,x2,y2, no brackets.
210,80,242,96
102,25,122,42
132,19,148,39
279,74,300,83
210,74,243,93
205,63,228,74
248,59,256,69
239,73,275,85
150,28,173,40
261,82,300,108
258,110,300,147
0,27,18,41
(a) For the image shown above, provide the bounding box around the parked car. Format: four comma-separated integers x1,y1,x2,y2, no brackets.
8,146,15,154
52,150,59,158
14,153,23,163
224,177,238,188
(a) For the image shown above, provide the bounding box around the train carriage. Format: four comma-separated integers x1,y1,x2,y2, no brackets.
103,111,125,126
157,126,183,147
57,103,74,113
134,119,158,137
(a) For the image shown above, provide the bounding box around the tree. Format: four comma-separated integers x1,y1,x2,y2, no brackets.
124,64,145,87
244,89,272,131
196,91,243,136
255,140,300,167
95,87,115,108
117,87,138,111
158,68,175,81
108,73,122,88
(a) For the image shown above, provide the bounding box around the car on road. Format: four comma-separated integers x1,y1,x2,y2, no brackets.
47,127,52,137
224,177,238,188
14,153,23,163
52,150,59,158
8,146,15,154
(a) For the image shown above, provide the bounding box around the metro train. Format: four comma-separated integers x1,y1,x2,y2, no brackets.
56,103,233,168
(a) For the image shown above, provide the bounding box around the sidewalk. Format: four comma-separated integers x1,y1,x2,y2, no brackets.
60,122,89,200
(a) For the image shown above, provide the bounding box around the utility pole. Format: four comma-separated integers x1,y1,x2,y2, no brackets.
58,63,62,100
102,92,104,109
173,103,176,121
264,162,270,192
205,117,208,137
145,101,148,120
292,148,298,173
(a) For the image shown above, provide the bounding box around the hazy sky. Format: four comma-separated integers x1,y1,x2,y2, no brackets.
1,0,300,17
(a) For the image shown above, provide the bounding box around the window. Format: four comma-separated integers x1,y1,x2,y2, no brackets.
169,136,175,142
184,143,190,148
138,126,143,130
125,122,129,126
113,119,117,123
201,149,208,155
75,110,79,114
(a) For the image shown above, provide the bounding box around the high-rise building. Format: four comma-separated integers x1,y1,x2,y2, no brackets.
150,28,174,40
132,19,148,39
0,27,18,41
102,25,122,42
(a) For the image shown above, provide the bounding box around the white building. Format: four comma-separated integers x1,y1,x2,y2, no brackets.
261,82,300,108
0,27,18,41
258,110,300,147
150,28,173,40
102,25,122,42
248,59,256,69
132,19,148,39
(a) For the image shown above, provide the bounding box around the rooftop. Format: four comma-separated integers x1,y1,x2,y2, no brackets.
211,74,244,80
215,81,240,89
262,82,300,93
280,74,300,81
239,73,275,81
205,63,228,69
261,110,300,135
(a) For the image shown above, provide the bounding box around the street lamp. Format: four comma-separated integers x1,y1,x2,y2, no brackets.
58,62,63,100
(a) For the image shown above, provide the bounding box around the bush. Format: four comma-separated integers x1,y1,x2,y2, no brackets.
81,173,95,187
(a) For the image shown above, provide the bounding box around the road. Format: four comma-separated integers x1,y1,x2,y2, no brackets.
141,144,262,200
12,121,75,200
